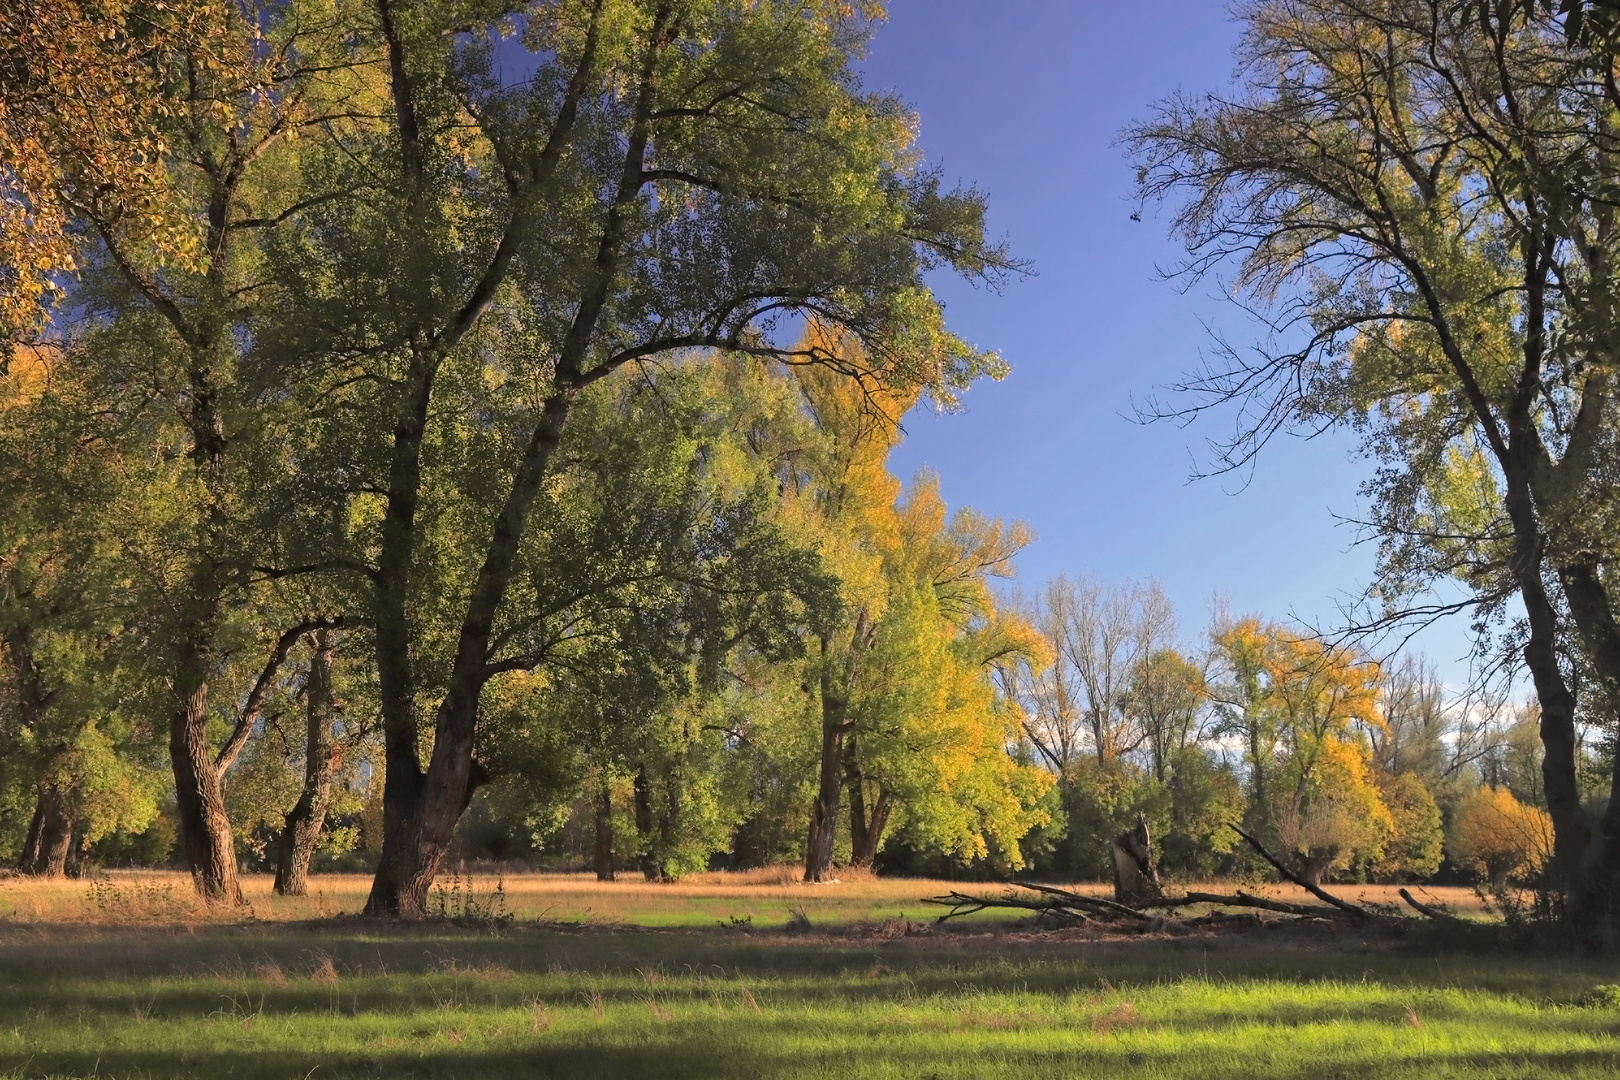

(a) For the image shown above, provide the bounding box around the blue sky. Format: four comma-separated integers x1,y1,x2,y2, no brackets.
857,1,1478,675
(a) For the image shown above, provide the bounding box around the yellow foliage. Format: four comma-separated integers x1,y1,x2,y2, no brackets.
1449,786,1553,885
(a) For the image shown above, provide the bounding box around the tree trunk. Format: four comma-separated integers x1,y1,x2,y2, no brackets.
1110,813,1162,904
634,765,659,882
19,785,73,877
362,361,432,918
659,767,681,881
593,779,615,882
851,786,891,868
804,714,847,883
4,624,71,879
1499,465,1591,913
170,619,241,904
1549,560,1620,914
845,734,889,868
275,628,338,897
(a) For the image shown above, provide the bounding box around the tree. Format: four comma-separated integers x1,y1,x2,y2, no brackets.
1131,0,1620,915
1211,619,1392,884
0,343,164,876
1372,771,1444,881
1124,648,1206,783
250,0,1013,917
1450,785,1555,886
13,0,379,901
839,476,1051,872
465,353,836,883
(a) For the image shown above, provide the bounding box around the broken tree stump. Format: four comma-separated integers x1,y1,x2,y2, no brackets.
1110,812,1162,905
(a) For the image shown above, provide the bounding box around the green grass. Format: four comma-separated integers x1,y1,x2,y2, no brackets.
0,918,1616,1078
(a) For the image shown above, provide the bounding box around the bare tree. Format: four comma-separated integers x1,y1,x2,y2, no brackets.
1015,575,1178,771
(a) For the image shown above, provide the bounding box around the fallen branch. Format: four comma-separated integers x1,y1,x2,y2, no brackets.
1230,824,1373,919
925,890,1095,925
926,882,1344,926
1011,881,1155,922
1399,888,1464,922
1181,890,1348,918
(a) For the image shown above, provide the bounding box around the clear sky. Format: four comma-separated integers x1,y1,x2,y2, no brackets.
857,1,1478,675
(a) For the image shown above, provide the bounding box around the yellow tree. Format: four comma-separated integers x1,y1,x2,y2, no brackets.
788,334,909,882
1450,786,1555,887
842,476,1051,870
1212,619,1394,885
1266,631,1391,886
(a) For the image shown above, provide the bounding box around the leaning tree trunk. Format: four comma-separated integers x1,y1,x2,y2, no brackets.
19,785,73,878
593,779,615,882
275,628,338,897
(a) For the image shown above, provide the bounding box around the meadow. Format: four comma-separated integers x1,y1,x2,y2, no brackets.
0,872,1611,1079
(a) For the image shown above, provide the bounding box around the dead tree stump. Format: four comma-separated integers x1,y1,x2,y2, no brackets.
1110,813,1162,905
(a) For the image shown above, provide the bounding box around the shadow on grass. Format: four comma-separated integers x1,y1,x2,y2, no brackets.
8,1040,1620,1080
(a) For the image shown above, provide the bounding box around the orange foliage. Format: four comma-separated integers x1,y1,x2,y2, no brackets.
1449,786,1554,886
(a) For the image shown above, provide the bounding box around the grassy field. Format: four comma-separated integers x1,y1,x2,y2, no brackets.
0,872,1609,1079
0,869,1496,925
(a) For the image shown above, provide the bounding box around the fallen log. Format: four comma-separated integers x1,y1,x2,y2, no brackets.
1012,881,1155,921
925,882,1352,926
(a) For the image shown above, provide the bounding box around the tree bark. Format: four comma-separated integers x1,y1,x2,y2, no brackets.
1548,560,1620,914
170,633,241,904
275,628,339,896
19,786,73,877
804,711,848,883
593,779,615,882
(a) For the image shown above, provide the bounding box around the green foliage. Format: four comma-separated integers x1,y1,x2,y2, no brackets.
1371,772,1445,881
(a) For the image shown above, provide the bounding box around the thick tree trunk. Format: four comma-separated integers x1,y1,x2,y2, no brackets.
19,786,73,877
275,629,338,897
366,385,579,917
170,648,241,904
1550,561,1620,911
1501,474,1590,912
362,10,671,917
593,779,615,882
804,714,847,883
363,1,609,919
363,363,433,918
634,765,660,882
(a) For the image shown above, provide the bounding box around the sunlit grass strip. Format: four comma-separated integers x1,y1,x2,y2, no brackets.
2,957,1618,1079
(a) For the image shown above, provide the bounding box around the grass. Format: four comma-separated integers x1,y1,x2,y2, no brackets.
0,872,1600,1079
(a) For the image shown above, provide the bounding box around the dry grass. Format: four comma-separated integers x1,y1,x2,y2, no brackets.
0,869,1496,927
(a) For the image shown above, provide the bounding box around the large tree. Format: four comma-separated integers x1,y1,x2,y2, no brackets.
253,0,1013,915
1133,0,1620,921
